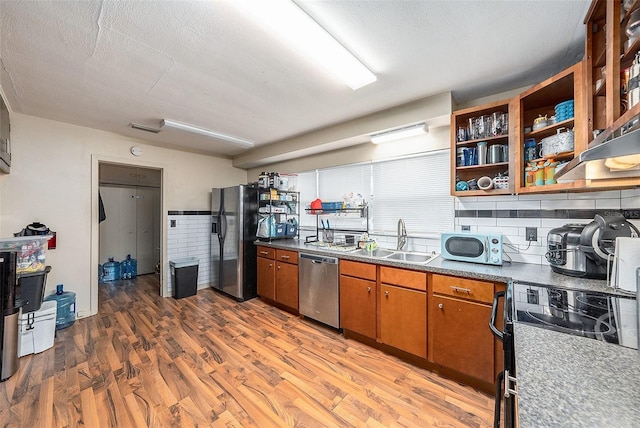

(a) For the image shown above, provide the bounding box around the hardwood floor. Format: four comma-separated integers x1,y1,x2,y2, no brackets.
0,274,495,427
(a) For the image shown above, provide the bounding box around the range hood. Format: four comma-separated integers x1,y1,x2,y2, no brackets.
556,126,640,182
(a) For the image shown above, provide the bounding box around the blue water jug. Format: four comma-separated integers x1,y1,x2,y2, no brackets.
128,255,137,279
98,264,104,283
103,257,121,281
44,284,76,330
120,254,137,279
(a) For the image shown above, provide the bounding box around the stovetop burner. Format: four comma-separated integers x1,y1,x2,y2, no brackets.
512,282,638,349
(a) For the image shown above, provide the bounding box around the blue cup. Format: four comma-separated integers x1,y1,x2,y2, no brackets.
456,181,469,191
464,147,477,166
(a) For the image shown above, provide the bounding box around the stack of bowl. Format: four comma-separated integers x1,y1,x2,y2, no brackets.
555,100,574,122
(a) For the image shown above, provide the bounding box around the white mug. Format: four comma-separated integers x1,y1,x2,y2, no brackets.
477,176,494,190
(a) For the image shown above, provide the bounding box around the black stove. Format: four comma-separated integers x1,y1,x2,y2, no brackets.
491,282,638,427
512,283,638,349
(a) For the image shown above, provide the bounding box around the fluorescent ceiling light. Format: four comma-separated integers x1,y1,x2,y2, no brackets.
161,119,254,148
234,0,376,90
130,123,161,133
371,123,428,144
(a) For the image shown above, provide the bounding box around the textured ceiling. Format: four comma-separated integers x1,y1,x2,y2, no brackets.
0,0,590,158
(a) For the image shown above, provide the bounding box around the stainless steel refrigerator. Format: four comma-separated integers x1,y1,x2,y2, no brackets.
211,184,258,301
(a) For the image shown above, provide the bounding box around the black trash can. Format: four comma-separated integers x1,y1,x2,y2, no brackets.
18,266,52,313
170,258,198,299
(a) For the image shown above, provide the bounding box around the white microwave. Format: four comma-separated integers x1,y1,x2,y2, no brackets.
440,232,503,265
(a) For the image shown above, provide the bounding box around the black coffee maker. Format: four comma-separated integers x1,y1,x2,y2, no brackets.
0,252,19,381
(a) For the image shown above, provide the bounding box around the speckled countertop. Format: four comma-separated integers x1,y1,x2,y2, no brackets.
514,323,640,428
257,239,640,426
256,238,628,294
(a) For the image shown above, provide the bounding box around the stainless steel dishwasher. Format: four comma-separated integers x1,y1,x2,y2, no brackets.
298,253,340,328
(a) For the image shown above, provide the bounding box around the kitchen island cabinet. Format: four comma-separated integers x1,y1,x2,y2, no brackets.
340,260,377,339
428,274,504,384
379,266,427,359
256,246,299,311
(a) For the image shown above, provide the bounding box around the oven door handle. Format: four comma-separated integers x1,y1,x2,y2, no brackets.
489,291,505,341
493,371,504,428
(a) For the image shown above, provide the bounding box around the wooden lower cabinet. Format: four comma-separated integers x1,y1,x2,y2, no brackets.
275,260,298,310
380,283,427,358
340,275,376,338
257,256,275,300
256,246,298,311
428,273,503,385
428,294,494,384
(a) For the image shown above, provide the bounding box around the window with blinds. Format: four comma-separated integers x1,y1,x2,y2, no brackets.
370,150,453,235
290,150,453,236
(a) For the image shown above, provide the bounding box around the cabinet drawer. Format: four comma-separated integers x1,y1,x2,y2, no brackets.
257,246,275,259
380,266,426,292
276,249,298,264
431,274,494,304
340,260,376,281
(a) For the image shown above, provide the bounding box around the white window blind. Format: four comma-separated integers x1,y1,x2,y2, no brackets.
371,151,453,235
318,163,371,203
296,171,318,228
318,163,371,232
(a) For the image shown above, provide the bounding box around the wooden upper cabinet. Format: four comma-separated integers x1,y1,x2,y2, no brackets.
515,61,588,194
450,98,515,197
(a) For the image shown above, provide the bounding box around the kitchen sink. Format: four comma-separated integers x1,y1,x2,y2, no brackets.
352,248,395,257
385,251,437,264
351,248,438,264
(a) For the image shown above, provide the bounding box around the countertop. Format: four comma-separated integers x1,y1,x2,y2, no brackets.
514,323,640,428
256,238,628,295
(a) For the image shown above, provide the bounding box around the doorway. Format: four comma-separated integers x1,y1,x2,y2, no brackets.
97,162,162,295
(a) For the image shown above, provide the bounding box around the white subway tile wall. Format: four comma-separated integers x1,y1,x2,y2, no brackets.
455,188,640,266
167,214,211,295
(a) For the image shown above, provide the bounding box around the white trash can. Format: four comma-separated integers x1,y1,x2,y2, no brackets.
18,300,57,357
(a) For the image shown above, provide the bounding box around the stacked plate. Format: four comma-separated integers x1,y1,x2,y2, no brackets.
555,100,574,122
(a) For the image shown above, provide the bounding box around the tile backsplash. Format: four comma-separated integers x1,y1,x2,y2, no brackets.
167,212,212,294
454,188,640,265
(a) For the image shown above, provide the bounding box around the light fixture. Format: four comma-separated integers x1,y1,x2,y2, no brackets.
233,0,376,90
371,123,428,144
130,123,161,133
161,119,254,148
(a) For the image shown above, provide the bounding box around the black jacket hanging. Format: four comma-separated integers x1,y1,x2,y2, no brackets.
98,191,106,223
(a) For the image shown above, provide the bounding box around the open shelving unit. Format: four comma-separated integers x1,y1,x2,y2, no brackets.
257,188,299,241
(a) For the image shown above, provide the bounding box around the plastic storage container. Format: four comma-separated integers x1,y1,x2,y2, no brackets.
102,257,121,282
170,257,199,299
18,300,57,357
18,265,51,313
44,284,76,330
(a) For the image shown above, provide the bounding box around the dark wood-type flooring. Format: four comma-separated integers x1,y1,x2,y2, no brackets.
0,274,495,427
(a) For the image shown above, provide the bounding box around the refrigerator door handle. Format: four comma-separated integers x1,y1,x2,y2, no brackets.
489,291,505,341
221,214,227,241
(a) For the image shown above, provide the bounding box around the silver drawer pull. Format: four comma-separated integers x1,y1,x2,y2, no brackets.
450,286,472,294
367,287,371,293
438,303,443,309
260,251,269,255
384,291,389,297
280,255,290,259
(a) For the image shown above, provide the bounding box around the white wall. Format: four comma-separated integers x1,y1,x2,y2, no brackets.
0,113,247,318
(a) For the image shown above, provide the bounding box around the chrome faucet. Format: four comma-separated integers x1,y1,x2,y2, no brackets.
397,218,407,250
